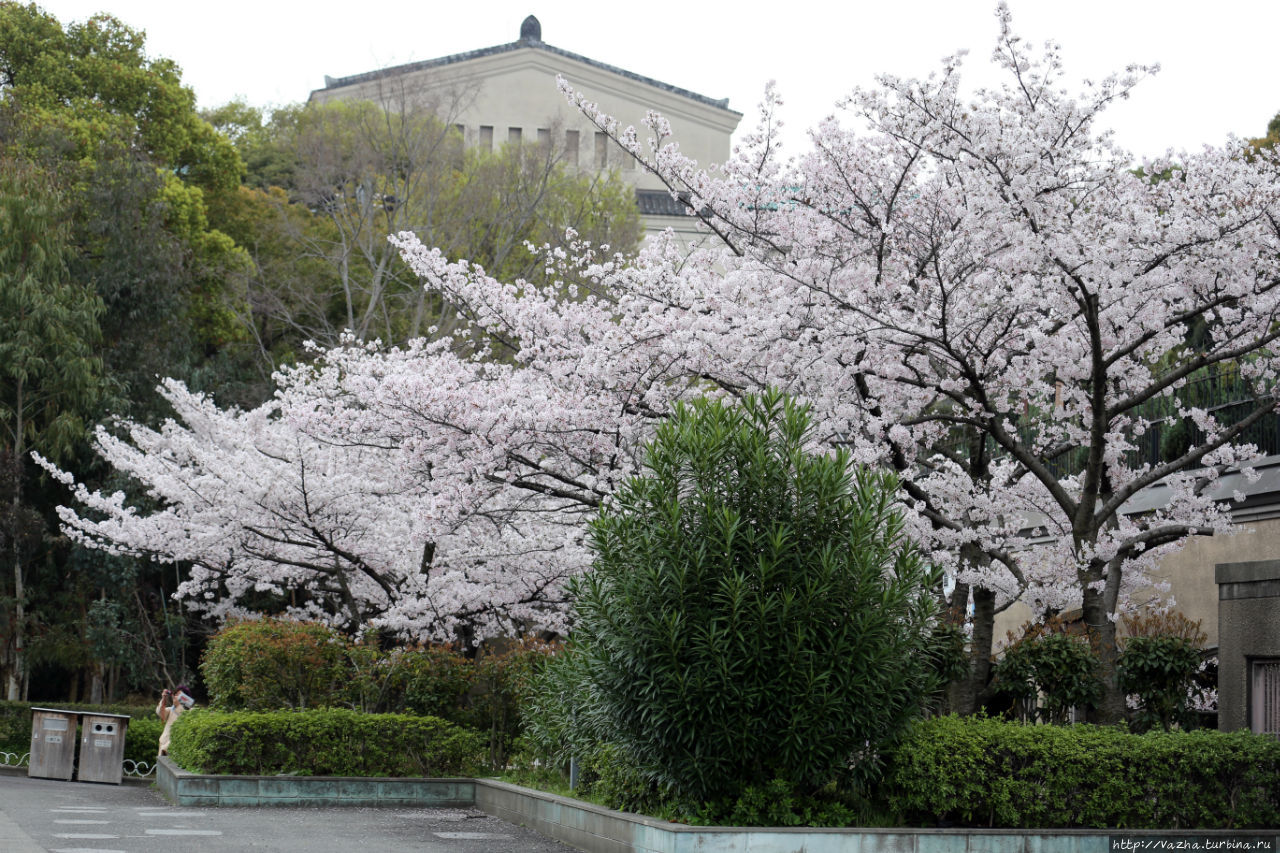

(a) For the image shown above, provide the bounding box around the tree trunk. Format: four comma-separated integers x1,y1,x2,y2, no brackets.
6,557,21,702
7,387,26,702
89,662,105,705
1082,579,1124,724
7,505,23,702
945,582,998,714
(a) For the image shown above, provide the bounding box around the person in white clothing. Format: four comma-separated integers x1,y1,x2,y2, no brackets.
155,684,193,756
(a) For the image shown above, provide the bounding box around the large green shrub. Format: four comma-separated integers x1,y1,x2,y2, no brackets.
200,619,348,710
167,708,484,776
570,391,943,806
881,715,1280,828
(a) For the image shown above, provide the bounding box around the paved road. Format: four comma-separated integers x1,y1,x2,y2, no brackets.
0,771,573,853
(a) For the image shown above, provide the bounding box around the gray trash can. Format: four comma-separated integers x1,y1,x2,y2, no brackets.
28,708,79,781
76,712,131,784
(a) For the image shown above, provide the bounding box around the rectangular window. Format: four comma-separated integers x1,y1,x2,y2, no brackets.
537,127,551,147
1251,658,1280,735
565,130,579,167
595,131,608,169
452,123,466,142
509,126,522,145
479,125,493,151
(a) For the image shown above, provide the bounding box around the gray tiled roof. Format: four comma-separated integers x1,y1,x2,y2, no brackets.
635,190,693,217
318,19,739,116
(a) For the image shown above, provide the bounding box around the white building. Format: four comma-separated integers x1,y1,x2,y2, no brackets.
310,15,742,241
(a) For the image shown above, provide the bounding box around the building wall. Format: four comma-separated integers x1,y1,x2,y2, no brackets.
1215,560,1280,731
310,38,741,243
993,517,1280,649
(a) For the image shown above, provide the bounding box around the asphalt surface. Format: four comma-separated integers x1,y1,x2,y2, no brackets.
0,771,574,853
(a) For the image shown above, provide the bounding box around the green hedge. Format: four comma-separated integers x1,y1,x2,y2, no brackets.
880,715,1280,829
0,701,163,771
167,709,485,777
201,620,554,769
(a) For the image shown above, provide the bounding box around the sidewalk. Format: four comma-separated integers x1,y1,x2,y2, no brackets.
0,770,572,852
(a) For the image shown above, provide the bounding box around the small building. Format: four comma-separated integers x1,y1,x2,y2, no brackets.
310,15,742,242
994,454,1280,733
1214,558,1280,733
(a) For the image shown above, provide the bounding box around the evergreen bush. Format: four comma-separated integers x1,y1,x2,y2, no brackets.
569,390,943,806
200,619,348,710
1119,611,1209,732
991,618,1100,723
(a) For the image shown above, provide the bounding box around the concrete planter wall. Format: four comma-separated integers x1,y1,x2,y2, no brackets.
155,757,472,807
473,779,1280,853
156,762,1280,853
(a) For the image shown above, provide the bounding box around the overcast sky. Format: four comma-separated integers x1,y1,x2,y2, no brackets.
35,0,1280,161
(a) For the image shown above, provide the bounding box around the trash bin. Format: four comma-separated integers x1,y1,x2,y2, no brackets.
28,708,79,781
76,712,131,785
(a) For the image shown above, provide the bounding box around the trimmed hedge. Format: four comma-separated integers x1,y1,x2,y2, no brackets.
201,620,555,769
167,709,485,777
0,700,162,770
880,715,1280,829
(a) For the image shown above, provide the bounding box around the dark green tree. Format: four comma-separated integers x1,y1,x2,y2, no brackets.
0,158,104,700
1248,111,1280,151
0,2,253,415
0,3,252,701
569,390,943,806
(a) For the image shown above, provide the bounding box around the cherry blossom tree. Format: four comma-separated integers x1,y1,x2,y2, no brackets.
43,7,1280,721
37,362,584,643
383,7,1280,717
543,8,1280,719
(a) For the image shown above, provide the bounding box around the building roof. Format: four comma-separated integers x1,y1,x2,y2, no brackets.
635,189,693,218
316,15,740,117
1012,453,1280,545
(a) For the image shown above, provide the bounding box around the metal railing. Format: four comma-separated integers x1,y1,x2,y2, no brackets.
0,751,155,778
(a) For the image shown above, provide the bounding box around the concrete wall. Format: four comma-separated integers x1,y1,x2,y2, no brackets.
994,517,1280,649
1215,559,1280,731
474,780,1278,853
153,768,1280,852
156,757,473,807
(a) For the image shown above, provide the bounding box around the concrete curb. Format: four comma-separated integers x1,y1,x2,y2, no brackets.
473,779,1280,853
155,763,1280,853
155,757,473,807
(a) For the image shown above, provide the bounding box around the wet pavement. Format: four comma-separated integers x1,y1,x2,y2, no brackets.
0,771,574,852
